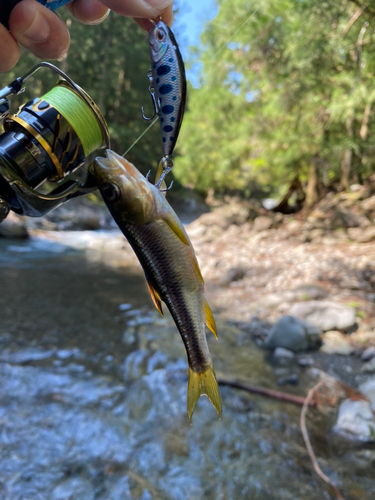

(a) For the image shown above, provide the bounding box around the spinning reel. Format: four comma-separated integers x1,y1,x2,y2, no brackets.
0,62,109,222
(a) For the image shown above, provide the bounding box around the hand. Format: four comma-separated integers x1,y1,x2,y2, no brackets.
0,0,173,72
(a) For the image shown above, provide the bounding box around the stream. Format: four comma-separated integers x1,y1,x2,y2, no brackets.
0,231,374,500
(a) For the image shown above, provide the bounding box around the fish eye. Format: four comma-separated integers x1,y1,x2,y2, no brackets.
102,182,121,202
156,29,165,41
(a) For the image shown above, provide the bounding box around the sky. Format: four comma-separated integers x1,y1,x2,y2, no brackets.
174,0,218,84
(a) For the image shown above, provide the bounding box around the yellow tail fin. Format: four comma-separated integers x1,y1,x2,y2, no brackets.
187,366,222,422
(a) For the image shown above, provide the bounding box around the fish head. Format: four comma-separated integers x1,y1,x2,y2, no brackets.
93,150,156,224
148,20,169,62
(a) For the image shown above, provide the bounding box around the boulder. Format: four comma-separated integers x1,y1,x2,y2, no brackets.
348,226,375,243
288,301,356,332
265,315,321,352
334,399,375,442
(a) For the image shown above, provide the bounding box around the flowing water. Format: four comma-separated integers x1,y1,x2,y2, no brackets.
0,231,374,500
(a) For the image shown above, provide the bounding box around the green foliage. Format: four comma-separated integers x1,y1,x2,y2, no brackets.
174,0,375,196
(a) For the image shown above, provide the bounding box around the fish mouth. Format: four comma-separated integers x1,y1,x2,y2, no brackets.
95,150,126,173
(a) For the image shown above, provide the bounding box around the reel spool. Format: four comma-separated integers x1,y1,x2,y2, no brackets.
0,62,109,219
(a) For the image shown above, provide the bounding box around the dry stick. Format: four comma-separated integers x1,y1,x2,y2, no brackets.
217,378,315,407
300,381,345,500
343,8,363,37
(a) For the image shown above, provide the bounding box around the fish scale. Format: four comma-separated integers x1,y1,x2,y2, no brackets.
148,20,186,159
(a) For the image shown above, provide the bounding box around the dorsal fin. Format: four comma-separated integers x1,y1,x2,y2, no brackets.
146,280,163,316
163,212,190,246
204,298,218,339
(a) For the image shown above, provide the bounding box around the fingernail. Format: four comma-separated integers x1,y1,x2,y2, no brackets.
144,0,172,11
23,11,50,43
87,9,111,26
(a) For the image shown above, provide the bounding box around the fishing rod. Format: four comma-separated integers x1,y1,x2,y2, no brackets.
0,62,110,222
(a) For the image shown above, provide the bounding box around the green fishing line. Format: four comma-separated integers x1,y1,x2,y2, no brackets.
42,83,103,156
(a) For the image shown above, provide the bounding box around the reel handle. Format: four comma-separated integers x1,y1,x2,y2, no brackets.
0,0,73,29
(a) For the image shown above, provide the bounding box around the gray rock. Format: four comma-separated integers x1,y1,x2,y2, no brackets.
334,399,375,442
320,331,354,356
291,284,328,301
361,346,375,362
0,212,28,238
253,215,273,232
265,315,321,352
331,208,369,229
361,356,375,373
297,355,315,367
359,378,375,410
273,347,296,360
289,301,356,332
220,266,248,285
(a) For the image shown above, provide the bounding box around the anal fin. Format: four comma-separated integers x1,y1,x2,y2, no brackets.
187,366,222,422
146,280,163,316
204,299,218,339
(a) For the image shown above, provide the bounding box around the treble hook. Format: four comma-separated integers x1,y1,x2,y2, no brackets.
159,180,174,192
141,70,160,121
155,156,174,189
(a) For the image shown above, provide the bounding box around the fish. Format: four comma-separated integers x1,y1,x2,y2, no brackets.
93,150,221,422
144,20,187,169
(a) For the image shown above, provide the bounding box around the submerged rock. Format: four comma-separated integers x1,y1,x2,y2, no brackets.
289,301,356,332
334,399,375,442
265,315,321,352
361,356,375,373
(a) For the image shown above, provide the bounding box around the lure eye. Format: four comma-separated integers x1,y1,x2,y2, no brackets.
156,29,165,42
102,182,121,202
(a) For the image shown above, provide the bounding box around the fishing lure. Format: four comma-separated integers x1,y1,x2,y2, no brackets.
142,19,187,187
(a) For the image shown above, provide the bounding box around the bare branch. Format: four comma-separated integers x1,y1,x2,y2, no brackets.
217,378,315,407
300,381,345,500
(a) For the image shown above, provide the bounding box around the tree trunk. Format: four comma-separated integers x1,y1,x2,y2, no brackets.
340,117,353,190
305,159,320,208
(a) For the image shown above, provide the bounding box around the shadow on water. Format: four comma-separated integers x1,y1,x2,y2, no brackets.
0,233,374,500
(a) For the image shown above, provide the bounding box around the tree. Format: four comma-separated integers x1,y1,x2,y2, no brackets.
174,0,375,204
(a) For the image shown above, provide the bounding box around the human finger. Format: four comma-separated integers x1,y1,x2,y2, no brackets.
93,0,173,22
9,0,70,60
0,23,20,72
65,0,110,25
134,3,173,31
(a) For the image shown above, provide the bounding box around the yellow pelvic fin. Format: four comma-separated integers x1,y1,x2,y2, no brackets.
146,280,163,316
204,299,218,339
187,366,222,422
155,160,167,195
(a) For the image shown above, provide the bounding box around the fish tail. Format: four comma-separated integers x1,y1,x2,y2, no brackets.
187,366,222,422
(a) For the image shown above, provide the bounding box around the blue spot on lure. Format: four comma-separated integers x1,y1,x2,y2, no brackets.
142,19,187,187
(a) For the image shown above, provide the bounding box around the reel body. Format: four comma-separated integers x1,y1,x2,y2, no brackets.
0,63,109,221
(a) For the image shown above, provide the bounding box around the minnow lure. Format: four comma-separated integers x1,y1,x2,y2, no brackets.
93,150,221,422
142,20,187,186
